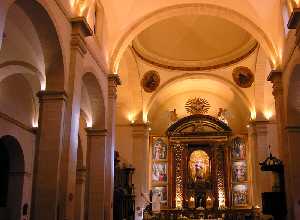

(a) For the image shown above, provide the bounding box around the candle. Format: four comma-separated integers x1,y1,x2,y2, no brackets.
189,196,195,209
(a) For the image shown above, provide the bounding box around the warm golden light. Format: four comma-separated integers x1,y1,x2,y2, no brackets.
86,118,93,128
218,189,226,208
143,112,148,124
264,110,273,120
127,112,135,124
32,119,38,128
71,0,89,17
250,109,256,120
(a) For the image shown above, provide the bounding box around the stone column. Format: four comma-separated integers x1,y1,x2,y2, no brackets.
75,167,87,220
248,121,272,208
31,91,67,220
131,122,150,220
285,126,300,219
60,17,92,220
105,74,120,220
85,128,107,220
267,70,285,159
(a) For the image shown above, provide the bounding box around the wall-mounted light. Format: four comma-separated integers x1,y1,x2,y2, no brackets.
86,118,93,128
250,109,256,121
127,113,135,124
32,120,38,128
264,110,273,120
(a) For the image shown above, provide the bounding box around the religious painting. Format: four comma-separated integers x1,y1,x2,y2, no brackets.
152,186,168,203
152,162,167,183
232,137,246,160
232,184,248,206
232,161,247,182
232,66,254,88
141,70,160,93
189,150,210,183
152,138,168,161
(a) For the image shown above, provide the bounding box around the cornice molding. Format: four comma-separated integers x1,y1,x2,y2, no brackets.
132,42,258,71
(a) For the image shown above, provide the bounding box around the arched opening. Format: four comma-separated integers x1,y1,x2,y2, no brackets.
4,0,65,91
0,135,25,220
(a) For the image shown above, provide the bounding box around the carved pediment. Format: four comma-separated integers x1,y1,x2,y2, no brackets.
167,114,231,136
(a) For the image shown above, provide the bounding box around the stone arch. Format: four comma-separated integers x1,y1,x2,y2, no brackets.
145,72,252,115
6,0,65,91
82,72,106,129
110,3,278,73
0,135,25,220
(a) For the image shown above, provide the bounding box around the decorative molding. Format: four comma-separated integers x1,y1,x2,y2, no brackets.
37,90,68,102
167,114,232,135
107,74,121,99
71,17,93,37
267,70,283,98
85,128,107,136
185,97,210,115
0,111,36,134
132,42,258,71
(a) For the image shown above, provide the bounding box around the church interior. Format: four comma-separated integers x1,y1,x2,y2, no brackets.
0,0,300,220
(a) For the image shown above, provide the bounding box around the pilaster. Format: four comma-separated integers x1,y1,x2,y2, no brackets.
248,121,271,208
31,90,67,220
105,74,121,220
267,70,284,160
85,128,107,220
131,122,150,220
60,17,92,220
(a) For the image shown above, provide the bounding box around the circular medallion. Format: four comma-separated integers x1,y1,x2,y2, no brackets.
141,70,160,93
232,67,254,88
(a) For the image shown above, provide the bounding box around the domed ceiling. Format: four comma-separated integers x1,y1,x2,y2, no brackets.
133,15,257,70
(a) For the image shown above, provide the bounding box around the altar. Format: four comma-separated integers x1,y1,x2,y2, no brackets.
150,113,252,216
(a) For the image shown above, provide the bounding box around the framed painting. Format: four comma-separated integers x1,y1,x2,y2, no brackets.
152,162,167,183
232,137,246,160
232,161,247,182
232,184,248,207
152,186,168,203
152,137,168,161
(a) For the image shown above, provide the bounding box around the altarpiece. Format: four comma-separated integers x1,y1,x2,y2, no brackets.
150,114,251,213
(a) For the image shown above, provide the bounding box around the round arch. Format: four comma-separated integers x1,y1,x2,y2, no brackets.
82,72,106,129
5,0,66,91
0,135,25,220
110,3,278,74
145,72,252,116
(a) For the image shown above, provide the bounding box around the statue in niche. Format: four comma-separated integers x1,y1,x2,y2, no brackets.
189,150,210,183
168,109,178,126
217,108,231,125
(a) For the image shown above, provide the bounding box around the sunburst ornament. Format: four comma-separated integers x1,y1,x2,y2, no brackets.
185,97,210,115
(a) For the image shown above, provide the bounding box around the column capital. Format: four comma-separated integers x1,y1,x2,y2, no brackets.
131,122,149,137
107,74,121,86
70,17,92,56
85,128,108,136
107,74,121,99
37,90,68,102
267,70,283,97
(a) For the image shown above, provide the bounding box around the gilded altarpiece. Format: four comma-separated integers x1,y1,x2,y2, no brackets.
150,114,252,212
